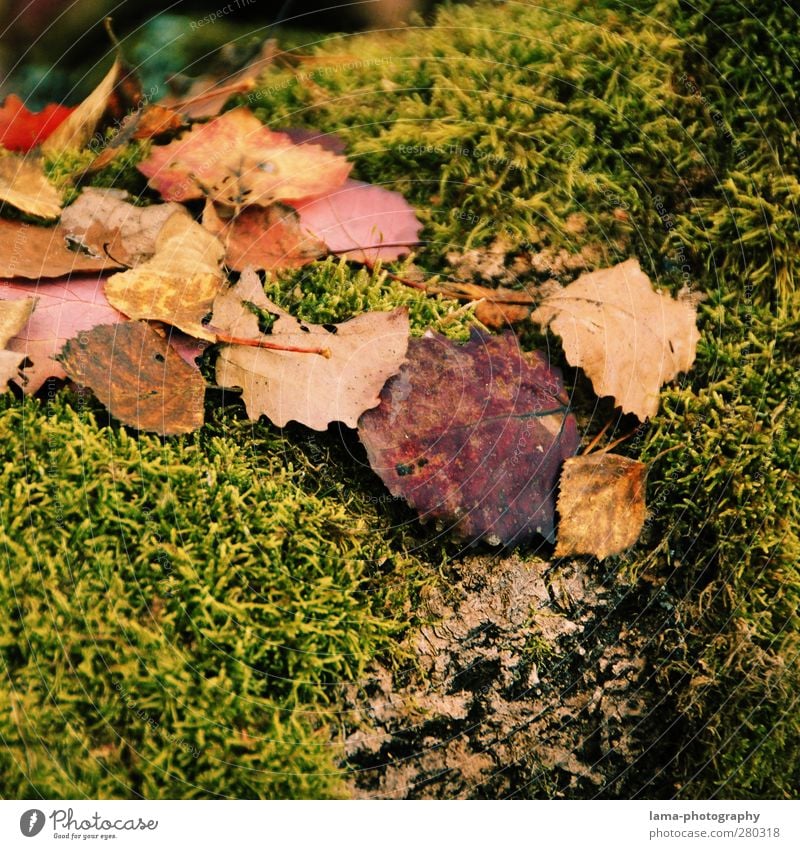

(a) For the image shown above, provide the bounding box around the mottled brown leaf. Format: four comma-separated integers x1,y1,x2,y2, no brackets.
0,153,62,219
212,268,409,429
358,331,581,545
104,212,225,340
59,321,206,435
554,453,647,559
531,258,699,419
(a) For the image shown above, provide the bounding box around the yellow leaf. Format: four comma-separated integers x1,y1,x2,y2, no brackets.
41,58,121,157
0,154,62,219
555,453,647,559
104,212,225,340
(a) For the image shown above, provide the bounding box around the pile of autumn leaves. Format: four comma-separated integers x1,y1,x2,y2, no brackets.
0,55,701,558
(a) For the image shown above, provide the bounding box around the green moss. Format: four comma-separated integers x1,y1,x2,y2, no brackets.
46,139,151,206
263,258,473,340
0,394,426,798
626,293,800,798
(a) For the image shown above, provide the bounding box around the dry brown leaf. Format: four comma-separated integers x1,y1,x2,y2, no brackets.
554,453,647,559
0,298,35,390
104,212,225,341
117,104,185,143
531,258,699,419
0,153,62,219
474,299,532,328
213,268,409,430
138,107,351,206
41,59,123,157
202,201,325,271
61,188,185,267
59,321,206,435
0,217,120,279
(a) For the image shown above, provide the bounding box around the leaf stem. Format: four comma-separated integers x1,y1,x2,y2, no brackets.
213,330,331,358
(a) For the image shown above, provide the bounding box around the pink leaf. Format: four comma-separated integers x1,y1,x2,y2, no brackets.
291,179,422,263
0,277,204,393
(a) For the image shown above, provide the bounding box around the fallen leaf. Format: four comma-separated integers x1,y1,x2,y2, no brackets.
104,212,225,340
474,299,532,328
76,106,185,173
138,107,351,206
0,217,120,279
77,145,123,177
61,188,185,266
59,321,206,435
291,179,422,262
0,275,123,392
530,258,700,419
202,201,325,271
358,330,581,545
164,40,278,119
41,58,125,157
0,95,74,152
0,298,35,389
0,153,62,219
554,453,647,559
213,268,409,429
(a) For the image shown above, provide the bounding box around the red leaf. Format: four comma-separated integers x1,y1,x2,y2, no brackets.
0,95,74,152
137,107,351,206
291,179,422,263
358,331,580,545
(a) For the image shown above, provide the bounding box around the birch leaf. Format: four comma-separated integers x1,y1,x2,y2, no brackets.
555,453,647,559
212,268,409,430
531,258,700,419
59,321,206,435
358,331,581,545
